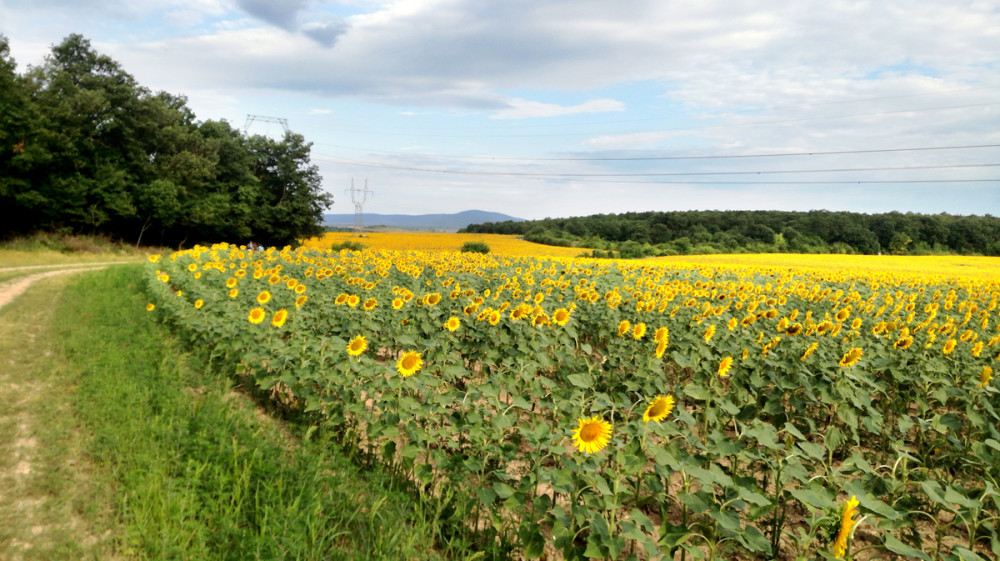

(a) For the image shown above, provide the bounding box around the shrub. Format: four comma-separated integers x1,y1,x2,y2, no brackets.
459,241,490,254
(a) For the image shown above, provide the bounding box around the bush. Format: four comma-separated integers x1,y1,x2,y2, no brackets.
459,241,490,254
329,240,366,252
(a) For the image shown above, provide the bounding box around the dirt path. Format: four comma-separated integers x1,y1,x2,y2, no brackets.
0,265,122,311
0,267,120,559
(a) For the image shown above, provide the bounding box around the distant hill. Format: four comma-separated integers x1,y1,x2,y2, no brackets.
323,210,523,232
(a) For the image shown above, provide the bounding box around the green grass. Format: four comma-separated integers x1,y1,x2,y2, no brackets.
0,233,149,269
0,272,117,561
31,266,467,560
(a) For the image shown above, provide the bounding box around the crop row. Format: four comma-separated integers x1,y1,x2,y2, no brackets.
145,244,1000,561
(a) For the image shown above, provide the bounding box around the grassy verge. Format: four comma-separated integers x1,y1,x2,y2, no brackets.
0,233,149,271
44,266,455,560
0,273,116,561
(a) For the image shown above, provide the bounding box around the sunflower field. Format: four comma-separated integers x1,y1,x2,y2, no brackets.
144,242,1000,561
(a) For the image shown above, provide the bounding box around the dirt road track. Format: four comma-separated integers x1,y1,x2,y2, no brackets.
0,263,133,311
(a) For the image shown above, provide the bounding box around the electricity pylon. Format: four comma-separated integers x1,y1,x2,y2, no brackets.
347,179,374,235
243,115,290,136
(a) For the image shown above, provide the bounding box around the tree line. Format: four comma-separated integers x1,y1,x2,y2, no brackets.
0,34,332,248
461,210,1000,257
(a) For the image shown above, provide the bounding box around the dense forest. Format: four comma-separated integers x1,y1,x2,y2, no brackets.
0,34,332,248
462,210,1000,257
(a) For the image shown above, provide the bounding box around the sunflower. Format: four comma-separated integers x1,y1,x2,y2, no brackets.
632,322,647,340
347,294,361,308
552,308,571,326
248,307,266,324
655,339,668,359
532,313,549,327
194,299,204,309
704,324,716,343
643,395,675,423
424,293,442,306
444,317,461,332
571,416,612,454
942,339,957,355
839,347,863,367
363,298,378,311
979,366,993,388
488,310,502,326
146,303,155,312
786,322,803,336
801,341,819,361
271,309,288,328
286,279,298,289
295,294,308,308
257,291,272,305
347,335,368,357
396,350,423,377
851,318,863,330
654,326,669,345
226,277,238,288
295,284,307,294
188,263,198,272
392,298,404,310
894,335,914,350
718,356,733,377
972,341,983,357
335,293,349,305
831,495,860,559
148,254,160,263
617,320,631,337
835,308,850,323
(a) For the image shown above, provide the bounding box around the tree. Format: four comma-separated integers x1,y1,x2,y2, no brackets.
0,35,38,238
247,132,333,246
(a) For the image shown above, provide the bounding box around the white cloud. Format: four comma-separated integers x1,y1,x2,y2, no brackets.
490,98,625,120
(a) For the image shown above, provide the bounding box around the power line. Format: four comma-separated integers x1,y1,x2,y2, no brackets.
303,101,1000,139
314,143,1000,163
314,155,999,178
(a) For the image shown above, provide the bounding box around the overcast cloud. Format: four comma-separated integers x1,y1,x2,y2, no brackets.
1,0,997,219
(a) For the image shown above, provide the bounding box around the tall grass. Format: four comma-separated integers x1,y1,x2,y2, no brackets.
54,266,458,560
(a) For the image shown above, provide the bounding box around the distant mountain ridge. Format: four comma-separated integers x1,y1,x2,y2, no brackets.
322,210,523,232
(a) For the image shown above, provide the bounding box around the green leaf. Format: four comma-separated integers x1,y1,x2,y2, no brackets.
951,546,987,561
737,524,772,554
683,381,711,401
790,487,832,510
629,509,656,533
566,373,592,388
493,481,516,499
883,533,932,561
797,441,826,460
679,490,711,514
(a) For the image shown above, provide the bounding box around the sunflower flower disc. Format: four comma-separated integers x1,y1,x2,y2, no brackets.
571,415,612,454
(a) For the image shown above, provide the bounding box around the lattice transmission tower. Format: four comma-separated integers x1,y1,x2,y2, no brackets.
243,115,290,136
346,179,374,235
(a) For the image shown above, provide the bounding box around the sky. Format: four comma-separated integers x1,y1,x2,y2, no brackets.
1,0,999,220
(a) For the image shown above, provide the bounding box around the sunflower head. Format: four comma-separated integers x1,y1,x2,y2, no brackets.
838,347,863,367
552,308,570,326
397,350,423,377
571,415,612,454
347,335,368,357
718,356,734,377
617,320,631,337
271,309,288,328
146,303,155,312
257,291,271,305
632,322,647,340
248,307,266,324
642,395,675,423
444,317,461,332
